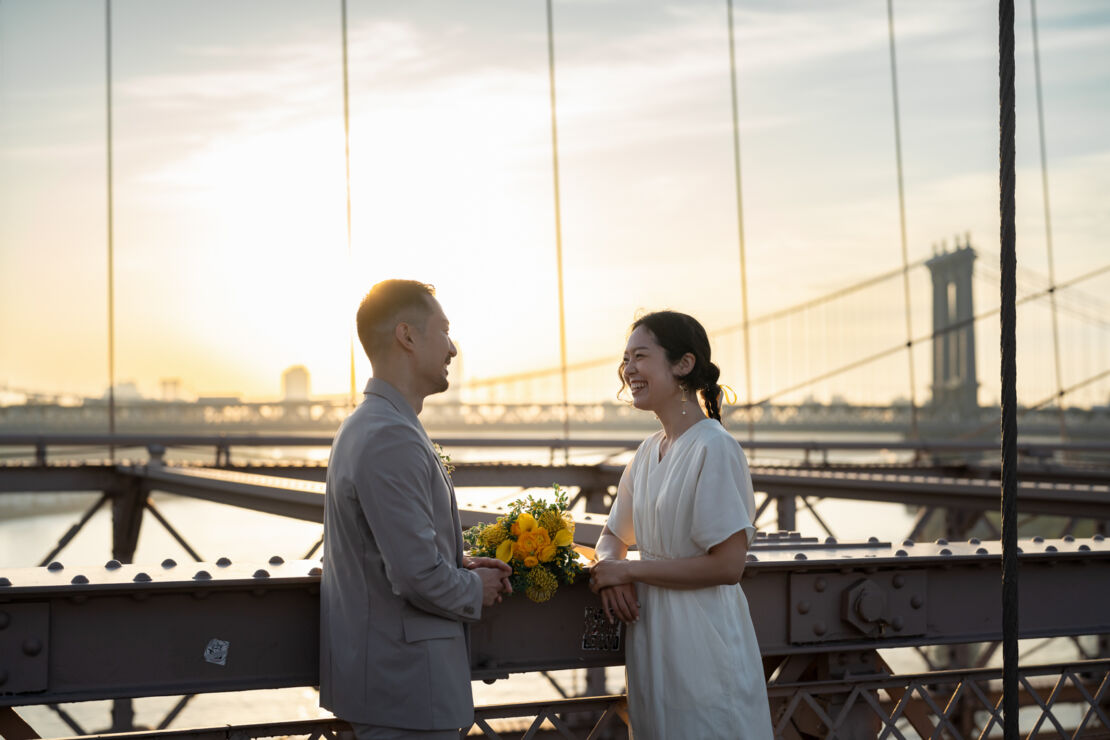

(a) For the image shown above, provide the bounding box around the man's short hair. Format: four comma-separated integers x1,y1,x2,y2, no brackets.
356,280,436,363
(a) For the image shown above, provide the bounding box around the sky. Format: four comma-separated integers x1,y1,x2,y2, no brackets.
1,0,1109,407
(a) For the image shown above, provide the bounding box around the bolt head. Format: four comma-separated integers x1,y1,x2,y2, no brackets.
815,577,828,592
910,594,923,609
23,637,43,656
813,621,827,636
892,574,905,589
797,600,811,615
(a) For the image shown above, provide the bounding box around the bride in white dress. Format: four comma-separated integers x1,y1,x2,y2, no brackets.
590,311,773,739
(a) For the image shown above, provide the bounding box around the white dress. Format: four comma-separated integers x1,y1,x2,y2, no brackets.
607,419,774,740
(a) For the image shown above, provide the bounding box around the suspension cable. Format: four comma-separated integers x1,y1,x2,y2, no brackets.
545,0,571,459
1030,0,1067,442
105,0,116,459
998,0,1019,735
340,0,356,410
885,0,920,440
725,0,755,442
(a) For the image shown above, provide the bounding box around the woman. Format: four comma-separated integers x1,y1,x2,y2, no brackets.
589,311,773,739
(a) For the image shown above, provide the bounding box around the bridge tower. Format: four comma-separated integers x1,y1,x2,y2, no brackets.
926,238,979,416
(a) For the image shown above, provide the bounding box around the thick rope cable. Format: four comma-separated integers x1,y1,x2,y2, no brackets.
1030,0,1067,442
545,0,571,459
885,0,921,440
725,0,755,443
998,1,1019,736
340,0,356,410
105,0,116,459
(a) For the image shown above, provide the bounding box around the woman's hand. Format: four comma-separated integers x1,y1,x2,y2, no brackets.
589,558,633,591
599,583,640,624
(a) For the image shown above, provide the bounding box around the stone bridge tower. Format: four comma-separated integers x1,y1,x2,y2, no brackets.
926,238,979,416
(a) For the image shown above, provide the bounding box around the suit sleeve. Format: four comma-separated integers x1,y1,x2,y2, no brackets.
356,426,483,622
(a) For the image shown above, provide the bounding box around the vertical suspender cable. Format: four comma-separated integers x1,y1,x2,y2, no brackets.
545,0,571,460
105,0,116,456
885,0,920,441
340,0,356,409
725,0,754,444
998,1,1020,737
1030,0,1067,442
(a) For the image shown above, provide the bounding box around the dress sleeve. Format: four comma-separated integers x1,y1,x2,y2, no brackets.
604,460,637,547
691,434,757,551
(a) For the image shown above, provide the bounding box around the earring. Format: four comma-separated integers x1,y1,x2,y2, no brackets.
680,384,688,415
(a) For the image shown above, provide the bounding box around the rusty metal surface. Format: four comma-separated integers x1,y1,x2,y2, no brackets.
3,536,1109,708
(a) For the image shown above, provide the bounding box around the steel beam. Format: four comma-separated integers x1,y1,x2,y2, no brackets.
2,536,1108,708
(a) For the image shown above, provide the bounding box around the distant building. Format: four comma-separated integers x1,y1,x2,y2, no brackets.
104,381,142,401
160,378,183,401
282,365,310,401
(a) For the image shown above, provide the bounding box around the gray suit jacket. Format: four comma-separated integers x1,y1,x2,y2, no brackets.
319,378,482,729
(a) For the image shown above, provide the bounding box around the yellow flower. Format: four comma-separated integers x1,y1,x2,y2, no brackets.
539,544,557,562
516,512,537,533
510,521,520,536
562,514,575,536
496,539,513,563
538,510,565,534
480,525,508,550
553,529,573,547
526,566,558,603
523,555,539,568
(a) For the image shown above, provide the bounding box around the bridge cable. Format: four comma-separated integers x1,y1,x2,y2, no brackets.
545,0,571,459
340,0,356,410
998,0,1020,736
885,0,920,441
1030,0,1067,442
105,0,117,459
725,0,755,443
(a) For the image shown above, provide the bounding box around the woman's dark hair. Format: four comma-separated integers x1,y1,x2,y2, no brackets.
618,311,724,423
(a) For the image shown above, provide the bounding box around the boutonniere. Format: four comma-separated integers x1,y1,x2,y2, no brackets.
433,443,455,477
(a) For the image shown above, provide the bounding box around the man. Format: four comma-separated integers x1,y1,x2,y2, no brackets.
320,279,511,739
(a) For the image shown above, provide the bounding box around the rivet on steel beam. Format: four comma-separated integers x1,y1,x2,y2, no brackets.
47,561,64,571
935,539,948,546
902,539,915,546
940,548,952,556
1094,535,1105,542
134,572,152,582
813,622,827,636
194,571,212,581
892,575,905,589
910,594,923,609
253,569,270,578
1045,545,1057,552
815,577,827,592
794,553,807,561
797,600,811,615
71,575,89,584
309,567,323,576
969,538,981,545
105,560,122,570
1079,544,1091,551
745,554,757,563
825,537,837,545
1032,536,1044,543
23,637,43,656
0,611,9,629
892,616,904,631
162,559,177,569
0,578,10,587
216,557,232,567
896,550,908,557
1016,547,1023,553
868,537,879,544
976,548,989,555
1063,535,1075,542
269,556,284,565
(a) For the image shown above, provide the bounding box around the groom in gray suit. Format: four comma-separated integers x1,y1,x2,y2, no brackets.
320,279,512,739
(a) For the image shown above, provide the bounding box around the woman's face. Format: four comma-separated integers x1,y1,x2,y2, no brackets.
622,325,682,412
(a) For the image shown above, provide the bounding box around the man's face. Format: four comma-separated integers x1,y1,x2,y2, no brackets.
411,297,457,396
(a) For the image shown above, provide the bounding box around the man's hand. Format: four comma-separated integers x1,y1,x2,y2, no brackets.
467,556,512,603
475,566,513,607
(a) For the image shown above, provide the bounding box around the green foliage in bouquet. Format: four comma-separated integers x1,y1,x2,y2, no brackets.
463,484,584,603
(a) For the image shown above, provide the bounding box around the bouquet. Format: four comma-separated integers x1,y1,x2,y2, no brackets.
463,485,584,603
